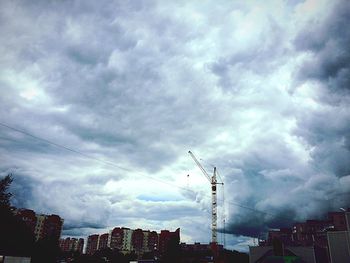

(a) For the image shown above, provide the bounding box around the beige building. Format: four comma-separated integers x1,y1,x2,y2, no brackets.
122,228,133,252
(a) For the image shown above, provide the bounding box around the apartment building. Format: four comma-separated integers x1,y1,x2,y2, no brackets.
59,237,84,254
14,208,63,242
85,227,178,257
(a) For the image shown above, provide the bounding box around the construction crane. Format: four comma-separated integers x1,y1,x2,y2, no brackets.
188,150,223,244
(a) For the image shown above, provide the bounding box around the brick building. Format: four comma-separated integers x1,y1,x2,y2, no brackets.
122,228,133,252
109,227,124,251
292,220,332,247
159,228,180,256
86,234,99,255
328,212,350,231
14,208,63,242
267,228,293,246
59,237,84,254
132,229,144,254
15,209,37,233
250,209,350,263
98,233,109,250
85,227,178,257
144,230,158,252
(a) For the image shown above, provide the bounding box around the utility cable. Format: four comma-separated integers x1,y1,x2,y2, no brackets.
0,121,299,222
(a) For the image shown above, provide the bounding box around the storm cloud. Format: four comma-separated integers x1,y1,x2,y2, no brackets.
1,0,350,251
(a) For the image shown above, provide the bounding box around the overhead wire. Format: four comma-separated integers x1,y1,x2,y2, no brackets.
0,122,191,191
0,121,296,223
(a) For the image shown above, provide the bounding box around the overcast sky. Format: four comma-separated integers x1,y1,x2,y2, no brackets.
1,0,350,251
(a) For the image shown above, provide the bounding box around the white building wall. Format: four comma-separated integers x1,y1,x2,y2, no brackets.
122,228,133,252
143,231,149,252
107,230,112,247
34,215,46,240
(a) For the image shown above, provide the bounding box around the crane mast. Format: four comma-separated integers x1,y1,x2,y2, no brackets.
188,151,220,244
211,167,217,243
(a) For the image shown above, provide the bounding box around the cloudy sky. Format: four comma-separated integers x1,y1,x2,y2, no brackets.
1,0,350,251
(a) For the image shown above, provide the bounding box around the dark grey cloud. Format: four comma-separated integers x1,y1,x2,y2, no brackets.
0,0,231,172
1,0,350,250
295,0,350,94
295,110,350,178
225,208,297,238
219,0,350,238
292,0,350,178
63,222,107,231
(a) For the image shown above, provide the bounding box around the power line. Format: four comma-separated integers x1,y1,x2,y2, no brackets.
0,122,191,190
0,121,294,222
0,122,132,172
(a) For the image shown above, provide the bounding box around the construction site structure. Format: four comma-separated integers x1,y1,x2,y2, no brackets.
188,151,224,244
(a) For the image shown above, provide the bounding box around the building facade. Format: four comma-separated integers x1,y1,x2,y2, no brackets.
122,228,133,252
249,209,350,263
141,230,159,253
109,227,124,251
159,228,180,256
86,234,99,255
14,208,63,242
132,229,144,254
98,233,109,250
59,237,84,254
85,227,178,257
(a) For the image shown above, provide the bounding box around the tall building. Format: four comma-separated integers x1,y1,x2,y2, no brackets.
59,238,70,252
132,229,144,254
109,227,134,252
37,214,63,241
15,209,37,233
142,230,159,253
159,228,180,256
98,233,109,250
328,211,350,231
14,208,63,242
122,228,133,252
142,230,149,252
147,231,159,252
86,234,99,255
110,227,124,250
59,237,84,254
292,220,332,247
86,226,179,257
76,238,84,254
249,209,350,263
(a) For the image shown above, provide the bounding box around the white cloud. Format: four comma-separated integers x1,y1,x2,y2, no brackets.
1,0,349,250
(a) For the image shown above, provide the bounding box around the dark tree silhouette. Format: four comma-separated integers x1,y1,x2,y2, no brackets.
0,174,12,207
71,248,138,263
142,251,155,260
0,174,35,256
31,237,61,263
221,249,249,263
